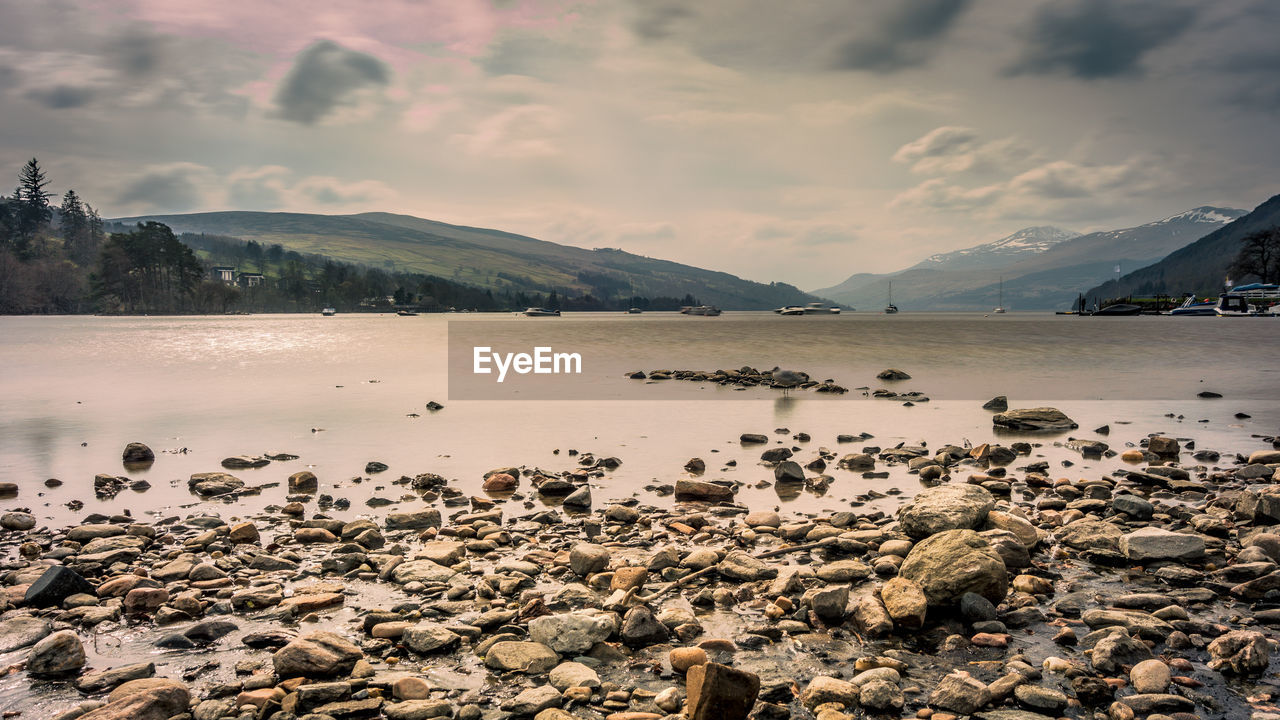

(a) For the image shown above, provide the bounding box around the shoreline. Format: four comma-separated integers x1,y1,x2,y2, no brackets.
1,419,1278,720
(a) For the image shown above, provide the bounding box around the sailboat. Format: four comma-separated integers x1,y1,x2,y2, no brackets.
884,281,898,314
993,277,1007,314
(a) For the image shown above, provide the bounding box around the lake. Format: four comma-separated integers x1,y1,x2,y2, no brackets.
2,311,1278,529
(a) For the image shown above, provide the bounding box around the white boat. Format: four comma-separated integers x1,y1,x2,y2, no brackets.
993,277,1006,314
321,307,337,316
681,305,722,316
1216,294,1255,316
522,307,561,317
803,302,840,314
626,308,642,314
775,305,805,315
884,282,898,314
1167,294,1216,316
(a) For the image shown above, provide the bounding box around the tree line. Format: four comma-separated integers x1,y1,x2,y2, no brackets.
0,158,700,315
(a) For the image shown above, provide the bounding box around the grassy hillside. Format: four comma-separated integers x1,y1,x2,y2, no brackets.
110,211,829,310
1085,194,1280,300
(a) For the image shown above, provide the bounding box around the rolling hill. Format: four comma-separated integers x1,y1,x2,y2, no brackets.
1084,194,1280,301
813,207,1244,310
108,211,830,310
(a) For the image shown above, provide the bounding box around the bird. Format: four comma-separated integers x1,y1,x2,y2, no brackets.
770,366,805,397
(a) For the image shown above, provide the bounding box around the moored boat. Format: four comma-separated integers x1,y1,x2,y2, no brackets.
680,305,722,316
1168,294,1216,316
522,307,561,317
321,307,337,316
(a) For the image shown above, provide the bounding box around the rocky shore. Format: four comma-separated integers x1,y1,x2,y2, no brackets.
3,416,1280,720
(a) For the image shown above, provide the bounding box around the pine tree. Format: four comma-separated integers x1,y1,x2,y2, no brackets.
13,158,53,258
60,189,93,264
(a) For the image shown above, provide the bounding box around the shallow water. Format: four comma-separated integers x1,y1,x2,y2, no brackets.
1,312,1278,529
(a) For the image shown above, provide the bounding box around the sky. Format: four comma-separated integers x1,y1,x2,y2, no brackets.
0,0,1277,289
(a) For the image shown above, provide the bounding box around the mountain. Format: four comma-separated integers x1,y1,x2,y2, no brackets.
108,211,829,309
1084,195,1280,301
813,207,1245,310
909,226,1081,271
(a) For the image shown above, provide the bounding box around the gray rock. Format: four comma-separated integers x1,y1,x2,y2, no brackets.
718,550,777,581
402,623,461,654
548,661,600,690
499,685,562,715
621,605,669,647
1090,631,1152,674
0,615,51,653
569,543,611,576
1120,527,1205,563
991,407,1077,431
1207,629,1270,675
929,671,990,714
528,612,613,654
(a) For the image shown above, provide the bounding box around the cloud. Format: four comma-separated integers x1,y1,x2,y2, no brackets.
834,0,974,72
295,176,395,206
226,165,291,209
1007,0,1199,79
103,30,165,77
117,163,210,212
892,156,1172,221
893,127,1036,175
451,105,563,159
25,84,95,109
480,34,594,80
274,40,390,124
628,3,694,40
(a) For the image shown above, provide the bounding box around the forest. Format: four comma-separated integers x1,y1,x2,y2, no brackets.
0,159,698,314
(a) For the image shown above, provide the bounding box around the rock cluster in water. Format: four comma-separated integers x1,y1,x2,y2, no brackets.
2,430,1280,720
628,367,849,394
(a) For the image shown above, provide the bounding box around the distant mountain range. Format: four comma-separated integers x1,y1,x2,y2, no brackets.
1085,194,1280,300
108,211,829,310
908,226,1081,271
813,206,1246,311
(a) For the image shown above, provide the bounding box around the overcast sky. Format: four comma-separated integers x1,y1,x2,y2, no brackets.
1,0,1277,288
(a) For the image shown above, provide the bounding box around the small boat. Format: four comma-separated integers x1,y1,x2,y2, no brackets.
321,307,337,316
1168,294,1216,316
396,309,418,316
993,277,1006,314
681,305,722,316
1091,303,1143,316
523,307,561,317
775,305,805,316
1215,294,1255,316
884,282,898,314
626,308,643,314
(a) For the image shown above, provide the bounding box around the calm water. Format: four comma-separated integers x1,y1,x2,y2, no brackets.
1,312,1278,528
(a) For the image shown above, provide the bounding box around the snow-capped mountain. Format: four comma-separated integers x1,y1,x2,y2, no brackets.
909,226,1081,271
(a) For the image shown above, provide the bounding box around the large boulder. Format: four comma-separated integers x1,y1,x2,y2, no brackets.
24,565,95,608
1120,527,1205,563
28,630,86,676
0,615,51,653
272,632,362,678
121,442,155,464
900,530,1008,606
992,407,1077,431
898,484,995,539
483,641,558,674
79,678,190,720
187,472,243,496
1208,630,1270,675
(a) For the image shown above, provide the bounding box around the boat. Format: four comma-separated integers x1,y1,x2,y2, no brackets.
1167,294,1216,316
803,302,840,314
626,308,643,314
1091,303,1143,316
396,309,418,316
775,306,805,316
522,307,561,317
884,282,898,314
993,277,1006,314
321,307,337,316
680,305,722,316
1215,294,1255,316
